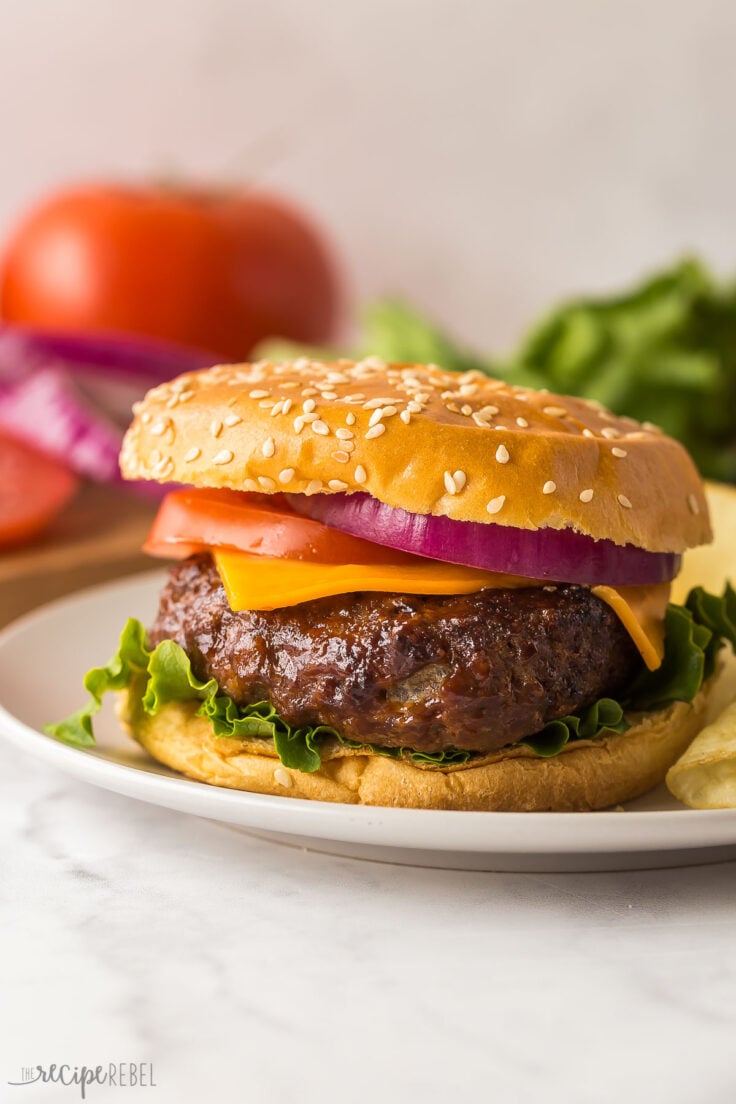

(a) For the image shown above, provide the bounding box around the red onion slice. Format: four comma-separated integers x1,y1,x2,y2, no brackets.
287,492,681,586
0,325,215,484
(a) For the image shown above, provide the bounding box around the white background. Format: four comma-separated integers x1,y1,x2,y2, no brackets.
2,0,736,351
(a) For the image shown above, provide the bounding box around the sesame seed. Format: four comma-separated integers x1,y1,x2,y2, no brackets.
444,471,458,495
486,495,506,515
617,494,632,509
542,481,556,495
642,421,661,433
258,399,274,410
579,489,594,503
368,409,385,427
141,411,152,424
303,398,316,413
249,389,270,399
178,391,194,403
183,447,201,463
445,402,461,414
210,419,223,438
688,493,700,515
270,401,284,417
321,391,338,400
582,428,596,439
278,468,295,484
346,412,356,426
344,394,365,403
381,405,398,418
224,414,242,427
365,424,386,439
293,417,305,434
342,440,356,453
601,427,620,439
282,398,293,415
461,404,473,416
312,420,330,436
495,444,510,464
480,405,500,416
328,479,348,491
150,419,169,437
516,417,529,428
363,398,389,410
407,401,422,414
273,767,292,788
306,479,323,495
543,405,567,418
611,447,628,458
243,479,259,493
453,470,467,491
400,410,411,425
459,383,478,396
262,437,275,458
354,464,367,484
212,449,234,465
336,428,354,440
153,457,175,479
258,476,276,491
331,450,350,463
494,425,507,431
472,414,491,428
301,387,318,398
301,412,318,423
294,358,311,371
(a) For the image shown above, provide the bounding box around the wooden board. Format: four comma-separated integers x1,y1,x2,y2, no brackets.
0,483,158,630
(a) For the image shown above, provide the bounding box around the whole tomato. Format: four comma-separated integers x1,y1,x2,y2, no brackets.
0,183,342,360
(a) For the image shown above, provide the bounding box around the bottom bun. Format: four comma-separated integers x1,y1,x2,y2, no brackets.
117,679,715,811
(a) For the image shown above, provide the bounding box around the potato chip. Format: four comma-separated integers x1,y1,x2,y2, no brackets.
666,700,736,808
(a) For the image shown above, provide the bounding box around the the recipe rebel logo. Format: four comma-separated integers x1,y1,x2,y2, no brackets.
7,1063,157,1098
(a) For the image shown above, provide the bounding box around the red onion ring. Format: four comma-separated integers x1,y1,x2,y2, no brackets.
0,325,215,485
287,492,681,586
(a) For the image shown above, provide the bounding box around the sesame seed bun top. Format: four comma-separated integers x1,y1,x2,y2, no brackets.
119,357,712,553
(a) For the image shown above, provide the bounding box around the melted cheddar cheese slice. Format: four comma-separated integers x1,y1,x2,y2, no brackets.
214,550,670,671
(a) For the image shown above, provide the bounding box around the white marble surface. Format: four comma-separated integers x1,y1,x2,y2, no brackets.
2,737,736,1104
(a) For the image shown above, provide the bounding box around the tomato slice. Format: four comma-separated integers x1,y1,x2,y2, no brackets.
143,488,422,565
0,431,78,548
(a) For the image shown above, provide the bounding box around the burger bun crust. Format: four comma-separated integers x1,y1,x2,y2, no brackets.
117,681,714,811
120,359,711,554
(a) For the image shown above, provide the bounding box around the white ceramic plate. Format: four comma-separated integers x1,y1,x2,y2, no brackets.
2,571,736,873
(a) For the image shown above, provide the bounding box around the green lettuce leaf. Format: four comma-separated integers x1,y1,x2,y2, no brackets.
685,583,736,678
626,603,711,711
47,584,736,773
46,618,150,747
359,301,489,376
520,698,628,758
503,259,736,481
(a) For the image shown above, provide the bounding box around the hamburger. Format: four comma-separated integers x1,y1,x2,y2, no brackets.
50,357,736,810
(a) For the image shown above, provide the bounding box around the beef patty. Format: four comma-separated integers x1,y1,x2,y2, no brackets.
150,554,642,754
